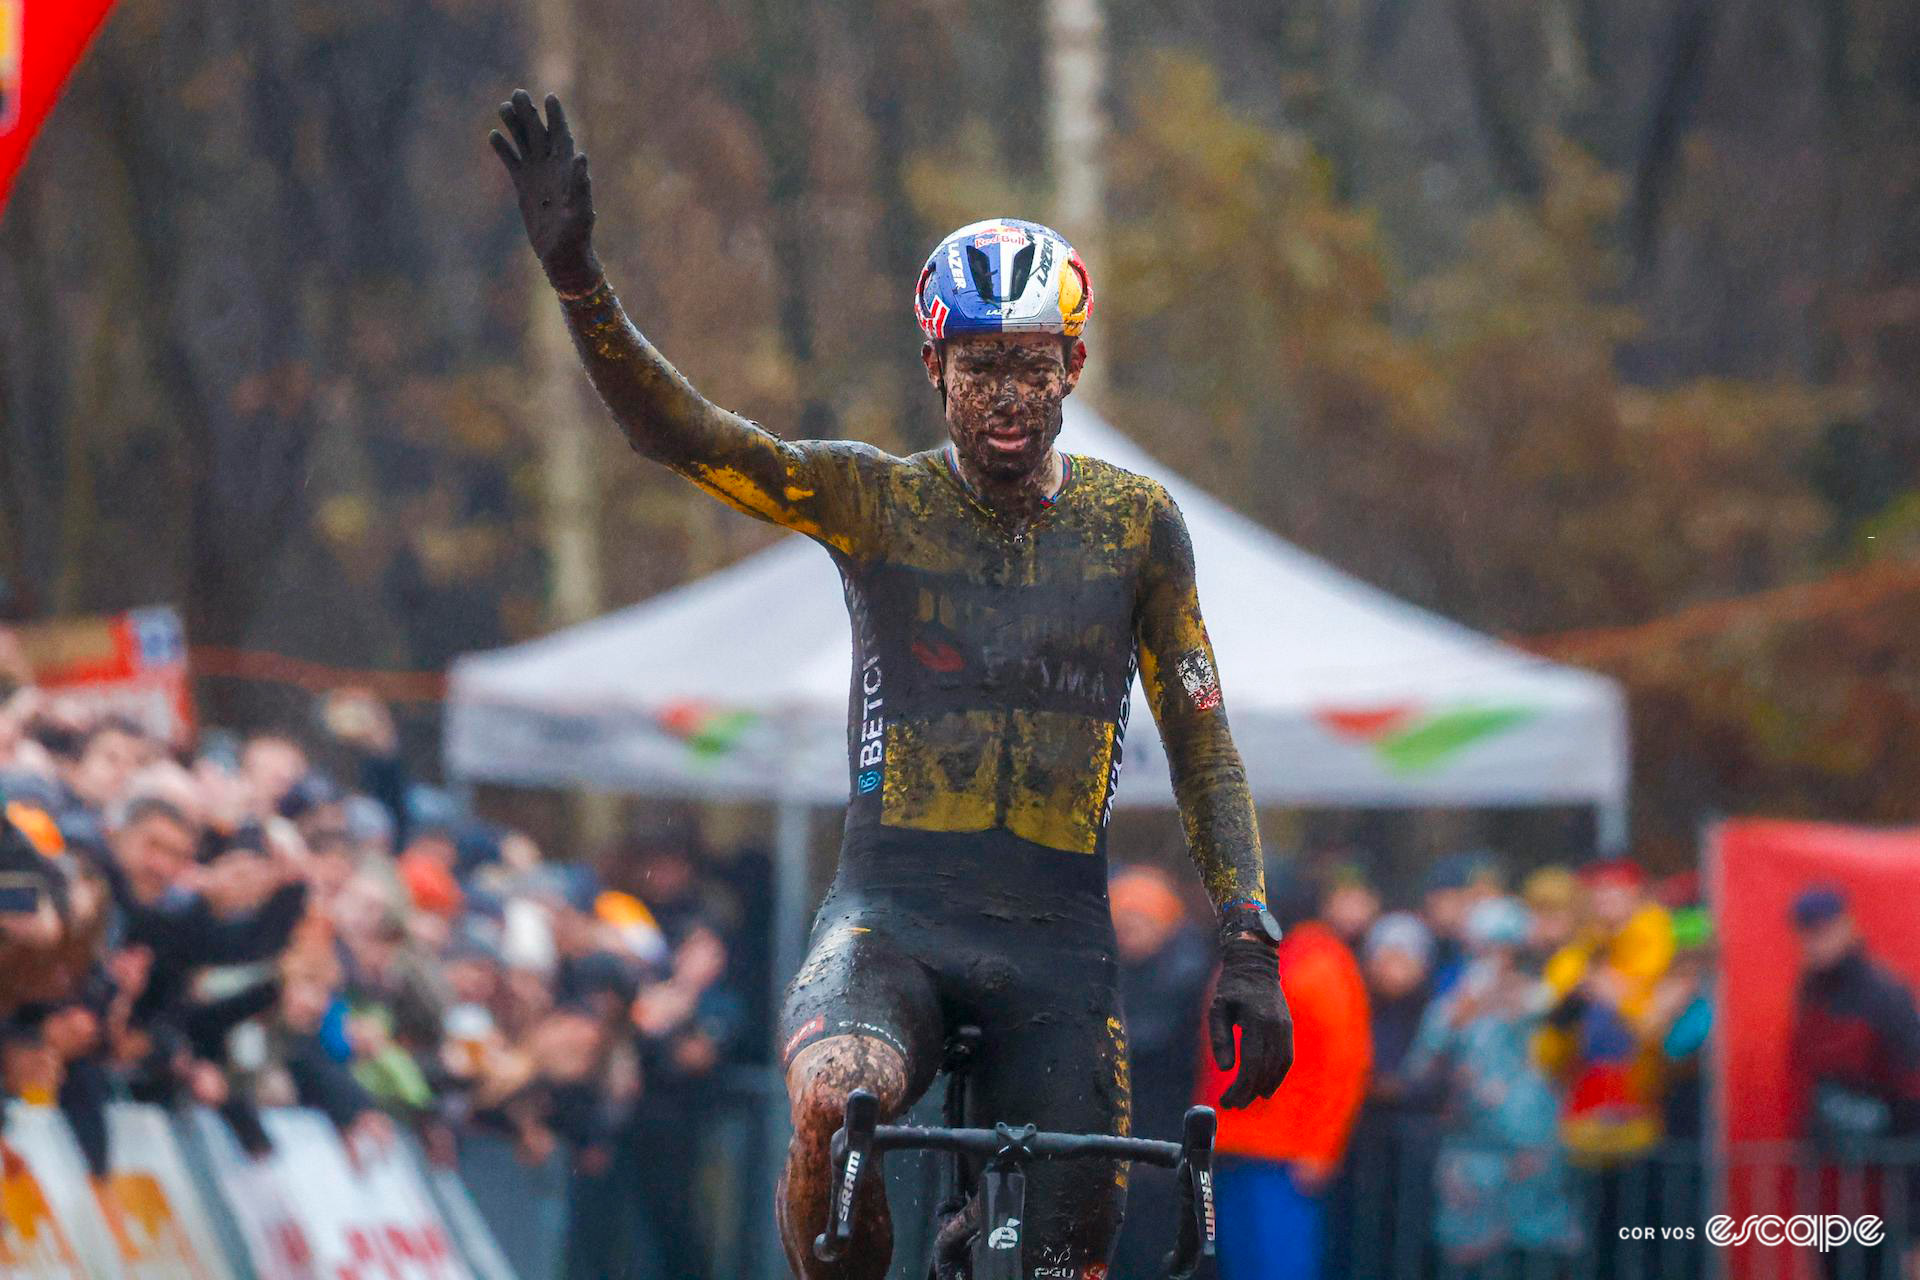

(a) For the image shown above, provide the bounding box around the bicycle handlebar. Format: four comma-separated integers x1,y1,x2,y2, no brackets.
869,1122,1185,1166
814,1090,1219,1275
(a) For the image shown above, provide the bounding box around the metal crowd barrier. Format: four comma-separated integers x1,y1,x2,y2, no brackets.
490,1065,994,1280
1330,1116,1920,1280
423,1073,1920,1280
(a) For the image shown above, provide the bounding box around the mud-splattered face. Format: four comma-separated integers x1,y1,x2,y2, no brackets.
923,333,1085,484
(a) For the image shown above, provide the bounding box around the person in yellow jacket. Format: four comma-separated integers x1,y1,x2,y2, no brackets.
1536,858,1675,1161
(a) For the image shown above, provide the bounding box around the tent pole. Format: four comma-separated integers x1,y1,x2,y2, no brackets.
772,793,812,1029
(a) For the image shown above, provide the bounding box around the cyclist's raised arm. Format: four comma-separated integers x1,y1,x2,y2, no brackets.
1133,485,1264,915
490,90,881,552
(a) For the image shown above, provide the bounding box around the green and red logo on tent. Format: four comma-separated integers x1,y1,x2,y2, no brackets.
657,700,759,759
1316,703,1536,773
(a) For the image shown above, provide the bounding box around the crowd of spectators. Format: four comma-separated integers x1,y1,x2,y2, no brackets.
9,615,1920,1280
0,640,752,1279
1109,846,1920,1280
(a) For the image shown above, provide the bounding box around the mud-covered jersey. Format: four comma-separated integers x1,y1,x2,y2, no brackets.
562,280,1263,910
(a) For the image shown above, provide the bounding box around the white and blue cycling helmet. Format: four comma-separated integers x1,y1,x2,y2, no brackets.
914,218,1093,341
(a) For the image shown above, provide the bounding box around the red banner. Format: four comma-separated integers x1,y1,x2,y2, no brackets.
1711,819,1920,1278
0,0,120,213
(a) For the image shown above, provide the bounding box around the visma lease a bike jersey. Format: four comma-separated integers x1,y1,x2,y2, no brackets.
561,280,1264,911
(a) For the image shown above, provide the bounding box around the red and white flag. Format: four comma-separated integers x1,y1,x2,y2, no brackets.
0,0,121,213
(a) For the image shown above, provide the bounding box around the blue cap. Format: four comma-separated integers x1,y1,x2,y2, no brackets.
1365,912,1434,967
1425,849,1501,895
1464,897,1531,948
1791,886,1847,929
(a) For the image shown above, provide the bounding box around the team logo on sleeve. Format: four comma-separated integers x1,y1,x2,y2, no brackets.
1176,649,1221,711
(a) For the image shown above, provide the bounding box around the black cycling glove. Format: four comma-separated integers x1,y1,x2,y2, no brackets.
1208,934,1294,1110
490,90,602,293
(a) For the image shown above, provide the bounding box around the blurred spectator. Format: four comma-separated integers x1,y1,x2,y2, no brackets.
554,844,743,1280
1538,858,1673,1162
1362,913,1437,1102
1200,866,1372,1280
1647,907,1713,1141
1789,887,1920,1143
1520,866,1584,964
53,716,149,827
1320,864,1382,952
1404,898,1581,1275
1328,912,1440,1280
1533,858,1673,1280
239,731,308,817
1421,851,1502,997
1642,907,1714,1280
1109,864,1214,1279
1788,887,1920,1280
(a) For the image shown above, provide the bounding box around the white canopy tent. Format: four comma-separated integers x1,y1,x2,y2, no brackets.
446,405,1628,973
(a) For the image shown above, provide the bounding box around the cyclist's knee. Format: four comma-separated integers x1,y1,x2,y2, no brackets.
787,1034,910,1142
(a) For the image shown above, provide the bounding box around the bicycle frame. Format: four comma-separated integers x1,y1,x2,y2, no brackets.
812,1078,1220,1278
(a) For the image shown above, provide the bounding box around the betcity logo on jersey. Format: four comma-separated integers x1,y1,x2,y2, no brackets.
856,655,884,793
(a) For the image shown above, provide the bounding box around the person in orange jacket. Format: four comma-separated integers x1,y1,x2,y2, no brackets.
1198,867,1372,1279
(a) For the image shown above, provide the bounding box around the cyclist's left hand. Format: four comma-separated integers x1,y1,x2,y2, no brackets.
1209,934,1293,1109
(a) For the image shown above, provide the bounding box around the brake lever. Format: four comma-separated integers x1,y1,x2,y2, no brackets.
1164,1105,1218,1278
812,1088,879,1262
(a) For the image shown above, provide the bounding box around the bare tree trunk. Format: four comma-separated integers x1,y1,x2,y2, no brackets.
1450,0,1541,198
531,0,603,634
1048,0,1109,403
0,188,66,617
1626,0,1722,271
530,0,619,852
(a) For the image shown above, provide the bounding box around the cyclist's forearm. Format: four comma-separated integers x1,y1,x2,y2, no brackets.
1184,757,1263,912
1148,671,1265,911
556,278,812,525
1136,489,1265,915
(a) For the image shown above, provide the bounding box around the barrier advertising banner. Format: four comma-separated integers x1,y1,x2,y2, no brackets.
3,1103,125,1279
4,1105,509,1280
99,1106,233,1280
16,607,193,745
259,1111,468,1280
187,1107,320,1280
190,1108,474,1280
